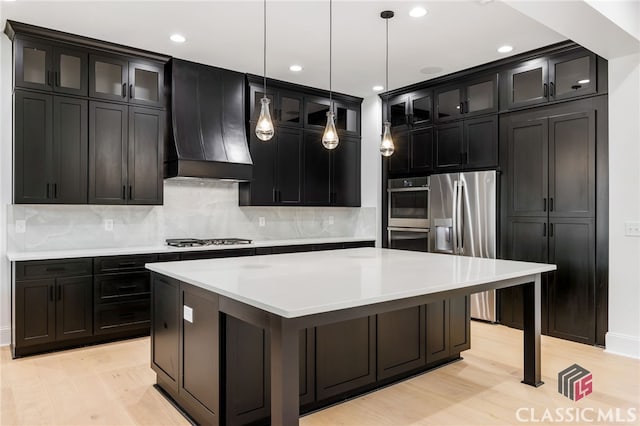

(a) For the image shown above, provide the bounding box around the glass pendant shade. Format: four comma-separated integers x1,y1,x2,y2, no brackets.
255,97,274,141
322,110,339,149
379,121,395,157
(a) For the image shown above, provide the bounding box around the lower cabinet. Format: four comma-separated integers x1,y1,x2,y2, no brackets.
426,296,471,364
377,306,426,380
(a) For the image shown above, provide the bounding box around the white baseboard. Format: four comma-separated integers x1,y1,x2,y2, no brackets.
605,332,640,359
0,325,10,347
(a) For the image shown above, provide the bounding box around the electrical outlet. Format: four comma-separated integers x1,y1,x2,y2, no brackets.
15,220,26,233
258,217,266,227
104,219,114,232
328,216,334,225
625,221,640,236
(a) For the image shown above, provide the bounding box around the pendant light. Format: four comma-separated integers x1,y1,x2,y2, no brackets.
255,0,274,141
379,10,395,157
322,0,339,150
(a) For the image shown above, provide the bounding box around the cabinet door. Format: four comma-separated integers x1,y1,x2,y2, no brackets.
53,46,88,96
128,107,164,205
377,307,425,380
304,97,331,130
435,86,463,122
249,84,276,124
52,96,88,203
15,279,56,347
129,61,165,107
277,128,304,204
409,89,432,128
425,299,449,364
152,275,180,392
507,117,548,216
548,111,595,218
316,317,376,401
332,136,361,206
56,276,93,341
504,58,549,109
410,127,433,172
90,55,128,102
387,130,409,174
15,38,53,91
89,101,128,204
549,50,596,101
387,93,410,130
247,130,277,205
303,131,331,205
547,218,595,344
435,121,463,170
449,296,470,353
334,101,360,136
14,91,52,203
278,91,303,128
464,115,498,169
464,74,498,117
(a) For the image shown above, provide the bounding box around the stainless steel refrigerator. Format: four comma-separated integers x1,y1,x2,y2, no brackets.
429,170,497,322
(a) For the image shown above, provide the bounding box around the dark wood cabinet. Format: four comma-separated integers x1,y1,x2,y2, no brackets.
249,84,303,129
89,102,163,205
14,259,93,352
434,116,497,171
377,306,426,380
426,297,470,364
303,130,331,205
151,274,180,392
387,130,409,174
303,96,360,136
386,88,432,130
435,73,497,122
502,48,597,110
14,37,88,96
14,91,88,204
387,128,434,176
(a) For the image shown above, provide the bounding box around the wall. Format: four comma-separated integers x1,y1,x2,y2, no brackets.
1,12,12,346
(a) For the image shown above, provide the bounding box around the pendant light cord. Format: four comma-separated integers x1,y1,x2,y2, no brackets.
329,0,333,105
385,16,389,117
263,0,267,94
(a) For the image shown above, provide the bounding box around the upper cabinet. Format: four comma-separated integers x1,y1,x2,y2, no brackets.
435,73,498,122
305,96,361,136
502,48,597,110
387,88,432,130
15,37,88,96
249,83,303,129
90,55,164,108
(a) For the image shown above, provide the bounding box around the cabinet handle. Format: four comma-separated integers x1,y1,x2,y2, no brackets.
549,82,555,97
543,83,548,98
543,198,547,212
459,102,464,114
46,70,51,87
129,185,132,200
129,84,134,99
55,71,60,88
121,83,127,98
549,197,554,212
543,223,547,237
549,223,554,237
122,185,126,200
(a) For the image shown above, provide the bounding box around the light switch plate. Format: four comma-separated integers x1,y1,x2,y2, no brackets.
625,221,640,236
15,220,26,233
258,217,266,227
104,219,114,232
183,305,193,323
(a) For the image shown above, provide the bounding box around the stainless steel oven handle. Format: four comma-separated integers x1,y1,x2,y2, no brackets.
387,187,430,193
387,227,430,232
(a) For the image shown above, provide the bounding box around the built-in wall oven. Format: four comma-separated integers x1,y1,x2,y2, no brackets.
387,177,430,252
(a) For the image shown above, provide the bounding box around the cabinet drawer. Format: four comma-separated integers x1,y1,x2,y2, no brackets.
180,248,255,260
157,253,180,262
94,272,150,303
94,300,150,334
15,258,93,280
94,254,158,273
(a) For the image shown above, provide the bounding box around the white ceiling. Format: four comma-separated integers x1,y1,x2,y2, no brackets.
1,1,567,98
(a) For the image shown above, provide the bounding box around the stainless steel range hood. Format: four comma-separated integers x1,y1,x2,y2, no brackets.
165,58,252,181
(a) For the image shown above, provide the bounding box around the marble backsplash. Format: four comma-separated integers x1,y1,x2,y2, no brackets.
7,179,376,252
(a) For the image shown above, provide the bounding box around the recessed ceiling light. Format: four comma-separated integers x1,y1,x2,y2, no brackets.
497,45,513,53
170,34,186,43
409,7,427,18
372,85,384,92
289,64,303,72
578,79,590,84
420,66,443,75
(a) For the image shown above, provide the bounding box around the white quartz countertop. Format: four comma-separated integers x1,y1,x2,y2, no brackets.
145,248,556,318
6,237,374,261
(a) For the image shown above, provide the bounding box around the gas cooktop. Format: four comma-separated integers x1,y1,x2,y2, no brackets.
166,238,252,248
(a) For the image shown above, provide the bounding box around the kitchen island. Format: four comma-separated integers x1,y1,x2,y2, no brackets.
146,248,555,425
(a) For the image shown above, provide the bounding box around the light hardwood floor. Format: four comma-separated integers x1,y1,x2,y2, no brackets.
1,322,638,425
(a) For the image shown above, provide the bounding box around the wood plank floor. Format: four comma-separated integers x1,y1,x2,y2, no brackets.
1,322,638,425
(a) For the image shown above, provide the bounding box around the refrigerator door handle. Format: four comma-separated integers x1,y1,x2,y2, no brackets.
452,180,458,254
457,180,464,255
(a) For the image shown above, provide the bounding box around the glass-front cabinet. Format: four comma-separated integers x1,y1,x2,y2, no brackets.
249,84,303,128
386,88,432,130
435,73,497,122
90,55,164,107
503,48,596,109
15,38,88,96
304,97,360,136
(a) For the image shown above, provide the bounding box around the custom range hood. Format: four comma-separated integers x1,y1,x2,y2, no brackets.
165,58,253,181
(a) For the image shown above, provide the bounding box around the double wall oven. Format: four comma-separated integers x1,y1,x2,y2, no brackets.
387,177,430,252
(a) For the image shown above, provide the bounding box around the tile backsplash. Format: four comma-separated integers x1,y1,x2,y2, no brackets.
7,179,376,252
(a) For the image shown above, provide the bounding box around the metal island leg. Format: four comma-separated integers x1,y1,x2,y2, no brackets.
522,273,544,387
